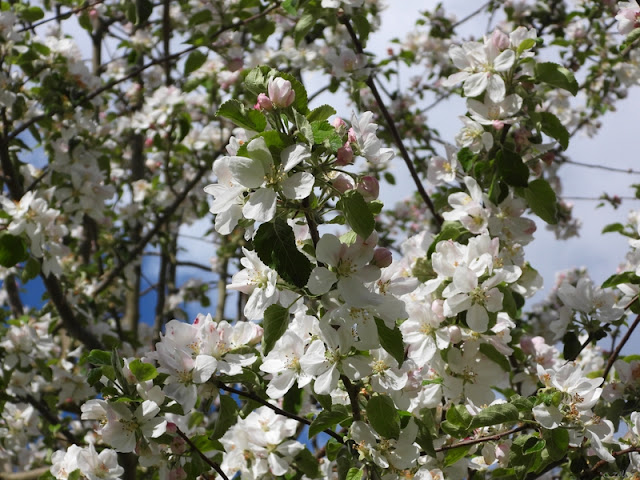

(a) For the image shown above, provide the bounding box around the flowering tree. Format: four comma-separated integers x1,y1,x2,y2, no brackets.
2,0,640,479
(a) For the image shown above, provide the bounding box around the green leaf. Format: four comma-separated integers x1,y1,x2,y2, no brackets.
309,405,351,438
535,62,579,96
539,111,569,150
346,468,363,480
517,38,536,55
188,9,213,26
352,14,371,47
374,317,404,367
128,359,158,381
21,6,44,22
445,404,473,430
480,343,511,372
184,50,207,76
86,350,112,366
337,191,375,239
244,66,267,96
211,395,239,440
444,446,470,467
191,434,218,452
294,13,315,46
470,403,519,429
136,0,154,24
21,256,40,282
414,416,436,457
367,395,400,439
562,331,581,361
602,271,640,288
427,221,469,256
262,304,290,355
522,179,558,224
307,105,336,123
217,99,266,132
524,439,546,455
281,0,298,15
542,428,569,461
0,234,28,268
294,109,314,144
294,448,320,478
602,222,625,234
312,120,342,151
253,218,313,288
497,149,529,187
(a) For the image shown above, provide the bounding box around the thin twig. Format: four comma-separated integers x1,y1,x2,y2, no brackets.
343,19,443,228
214,382,345,444
603,313,640,381
557,158,640,175
435,425,527,453
589,446,640,475
176,428,229,480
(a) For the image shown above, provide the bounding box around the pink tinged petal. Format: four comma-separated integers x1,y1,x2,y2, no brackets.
281,172,314,199
307,266,338,295
463,72,488,98
281,144,311,172
314,364,339,394
243,187,277,222
533,404,563,429
246,137,274,170
193,355,218,383
228,156,265,188
467,304,489,332
493,49,516,72
316,234,342,266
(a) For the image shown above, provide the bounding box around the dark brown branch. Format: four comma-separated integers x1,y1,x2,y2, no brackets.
341,375,361,422
603,313,640,381
94,162,214,295
176,428,229,480
214,382,345,444
435,425,527,453
589,446,640,475
5,274,24,318
343,20,443,228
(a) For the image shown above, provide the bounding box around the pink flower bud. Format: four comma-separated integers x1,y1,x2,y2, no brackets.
333,117,346,130
255,92,273,111
491,29,510,50
520,336,535,355
267,77,295,109
144,137,153,148
166,422,177,434
169,467,187,480
492,119,505,130
333,174,354,194
372,247,392,267
171,436,187,455
347,127,357,144
357,176,379,201
336,142,354,166
448,325,462,344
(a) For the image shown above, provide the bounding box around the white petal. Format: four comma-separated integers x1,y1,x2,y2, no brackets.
467,304,489,332
463,72,488,98
228,156,265,188
281,144,312,172
243,188,277,222
282,172,314,199
307,266,338,295
493,49,516,72
533,404,563,429
247,137,274,170
193,355,218,383
316,234,342,266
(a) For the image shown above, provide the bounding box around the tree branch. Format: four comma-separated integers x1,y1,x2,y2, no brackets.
603,313,640,381
0,467,51,480
434,425,527,453
176,428,229,480
214,382,345,444
343,19,443,228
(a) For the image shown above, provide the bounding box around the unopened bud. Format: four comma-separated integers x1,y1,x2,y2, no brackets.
333,174,354,194
347,127,357,144
520,336,535,355
336,142,354,166
491,29,510,50
166,422,177,434
449,325,462,344
255,92,273,111
357,176,379,201
333,117,346,130
372,247,392,268
268,77,295,109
